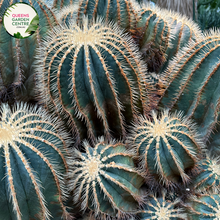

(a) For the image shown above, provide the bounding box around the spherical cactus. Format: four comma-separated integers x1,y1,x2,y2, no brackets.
129,110,203,186
186,193,220,220
0,103,71,220
158,30,220,139
139,191,186,220
191,156,220,191
36,17,150,141
67,138,144,219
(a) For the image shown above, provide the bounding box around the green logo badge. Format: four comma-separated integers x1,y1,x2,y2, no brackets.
3,3,39,39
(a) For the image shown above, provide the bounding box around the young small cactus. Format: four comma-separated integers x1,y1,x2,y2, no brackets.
36,17,149,141
0,103,71,220
191,156,220,191
129,110,203,186
67,137,144,219
186,193,220,220
139,191,186,220
158,30,220,140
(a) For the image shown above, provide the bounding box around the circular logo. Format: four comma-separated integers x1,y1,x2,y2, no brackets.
3,3,39,39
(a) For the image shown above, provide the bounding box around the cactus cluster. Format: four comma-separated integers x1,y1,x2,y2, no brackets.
1,0,220,219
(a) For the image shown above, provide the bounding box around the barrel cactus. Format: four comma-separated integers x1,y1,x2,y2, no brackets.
36,17,149,141
191,156,220,191
186,193,220,219
158,30,220,140
67,138,144,219
139,191,186,220
0,0,58,104
129,110,203,186
131,2,202,73
0,103,71,220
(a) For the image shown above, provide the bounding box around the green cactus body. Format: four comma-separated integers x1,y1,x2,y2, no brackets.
129,110,202,185
53,0,138,30
37,18,149,141
132,3,202,73
187,193,220,220
0,0,58,104
191,157,220,191
67,138,144,218
0,103,71,220
139,191,186,220
158,31,220,139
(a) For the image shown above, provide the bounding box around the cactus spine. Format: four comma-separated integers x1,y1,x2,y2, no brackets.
67,138,144,219
158,30,220,139
129,110,203,185
0,103,70,220
37,17,149,141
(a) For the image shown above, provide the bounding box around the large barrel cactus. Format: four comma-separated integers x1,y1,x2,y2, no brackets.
67,138,144,219
158,31,220,139
129,110,203,186
0,103,70,220
36,17,149,141
0,0,58,104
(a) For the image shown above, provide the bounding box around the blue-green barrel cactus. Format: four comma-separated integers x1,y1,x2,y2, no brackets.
129,110,203,186
187,193,220,219
191,156,220,191
53,0,139,30
36,17,149,141
0,0,58,104
139,191,186,219
158,31,220,140
0,103,71,220
67,138,144,219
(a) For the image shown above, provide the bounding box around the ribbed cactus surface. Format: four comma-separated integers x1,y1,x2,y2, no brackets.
131,3,202,73
0,103,70,220
129,110,202,185
187,193,220,219
0,0,58,104
37,17,149,141
158,31,220,139
67,138,144,218
191,156,220,191
53,0,138,30
139,191,186,219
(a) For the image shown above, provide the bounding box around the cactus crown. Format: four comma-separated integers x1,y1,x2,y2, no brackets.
129,110,203,186
140,191,186,220
0,103,70,220
67,137,144,219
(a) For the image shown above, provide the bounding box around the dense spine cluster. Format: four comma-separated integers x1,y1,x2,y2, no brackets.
37,17,149,141
67,138,144,219
0,103,70,220
129,110,203,185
